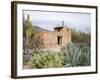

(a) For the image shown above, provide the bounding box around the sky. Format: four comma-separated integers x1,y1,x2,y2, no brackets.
23,10,91,32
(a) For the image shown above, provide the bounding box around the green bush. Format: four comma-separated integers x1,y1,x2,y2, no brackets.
27,51,64,68
62,43,91,67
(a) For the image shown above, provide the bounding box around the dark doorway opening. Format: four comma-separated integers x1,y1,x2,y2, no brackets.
57,36,62,45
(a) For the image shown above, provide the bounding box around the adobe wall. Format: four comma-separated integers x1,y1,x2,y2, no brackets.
42,32,58,48
41,27,71,48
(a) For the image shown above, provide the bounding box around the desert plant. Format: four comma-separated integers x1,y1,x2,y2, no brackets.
27,51,64,68
62,43,91,67
77,46,91,66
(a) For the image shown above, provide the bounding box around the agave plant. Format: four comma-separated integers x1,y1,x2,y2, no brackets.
62,43,91,67
77,46,91,66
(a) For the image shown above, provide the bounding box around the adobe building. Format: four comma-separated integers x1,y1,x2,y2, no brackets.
34,24,72,52
25,15,71,52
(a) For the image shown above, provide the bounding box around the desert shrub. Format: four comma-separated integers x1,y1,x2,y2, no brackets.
26,43,91,68
62,43,91,67
27,51,64,68
77,46,91,66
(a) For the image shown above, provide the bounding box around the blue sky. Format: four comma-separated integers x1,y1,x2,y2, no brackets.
24,10,91,32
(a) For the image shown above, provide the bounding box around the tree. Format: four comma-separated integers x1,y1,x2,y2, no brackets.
23,14,43,53
71,29,80,42
71,29,91,44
